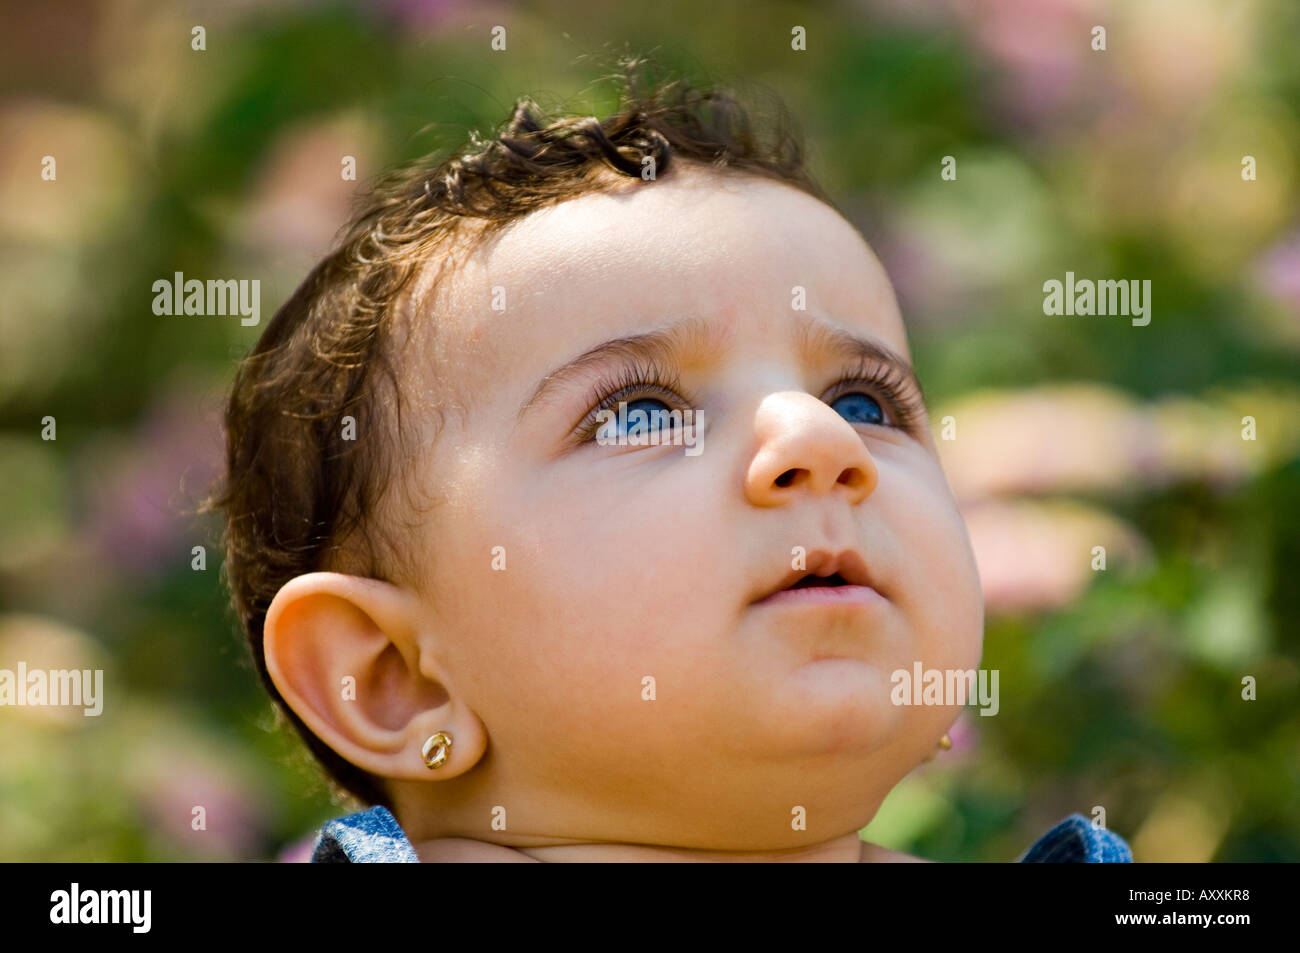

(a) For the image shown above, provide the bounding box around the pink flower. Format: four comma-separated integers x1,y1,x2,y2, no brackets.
935,386,1145,503
1253,229,1300,317
82,385,222,577
277,833,318,863
962,498,1148,613
945,709,978,760
131,749,266,859
948,0,1102,123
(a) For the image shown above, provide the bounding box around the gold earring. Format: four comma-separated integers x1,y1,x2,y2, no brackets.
923,734,953,763
422,730,453,769
925,733,956,764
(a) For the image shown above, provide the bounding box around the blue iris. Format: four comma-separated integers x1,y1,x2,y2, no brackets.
617,398,678,438
830,393,884,425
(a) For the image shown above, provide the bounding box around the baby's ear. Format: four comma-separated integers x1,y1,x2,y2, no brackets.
263,572,479,781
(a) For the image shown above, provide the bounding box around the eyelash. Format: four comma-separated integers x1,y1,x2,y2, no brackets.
573,359,695,443
572,355,927,442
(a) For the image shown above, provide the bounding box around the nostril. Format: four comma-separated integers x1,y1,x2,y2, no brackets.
774,469,799,488
839,467,868,487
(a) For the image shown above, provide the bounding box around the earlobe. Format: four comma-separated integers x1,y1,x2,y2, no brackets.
262,572,483,782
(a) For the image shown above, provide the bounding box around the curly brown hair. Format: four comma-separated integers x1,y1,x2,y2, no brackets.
202,56,835,811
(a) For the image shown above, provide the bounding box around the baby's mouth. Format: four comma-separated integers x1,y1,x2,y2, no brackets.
786,572,850,589
750,549,883,608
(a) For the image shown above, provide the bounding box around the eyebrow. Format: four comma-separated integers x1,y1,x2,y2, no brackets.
514,315,723,424
794,317,925,401
515,312,923,424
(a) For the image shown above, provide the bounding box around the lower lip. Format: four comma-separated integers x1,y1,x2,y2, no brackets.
752,584,884,608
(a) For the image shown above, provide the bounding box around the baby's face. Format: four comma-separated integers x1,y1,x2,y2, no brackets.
398,166,983,847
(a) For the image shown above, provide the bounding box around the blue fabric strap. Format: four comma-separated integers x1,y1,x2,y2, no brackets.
1018,813,1134,863
311,805,419,863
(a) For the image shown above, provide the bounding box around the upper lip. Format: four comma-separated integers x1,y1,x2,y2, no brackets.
751,547,877,603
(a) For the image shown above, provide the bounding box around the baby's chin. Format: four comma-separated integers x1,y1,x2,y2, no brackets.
746,657,908,757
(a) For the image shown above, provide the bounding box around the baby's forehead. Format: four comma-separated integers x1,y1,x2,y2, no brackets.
407,169,911,421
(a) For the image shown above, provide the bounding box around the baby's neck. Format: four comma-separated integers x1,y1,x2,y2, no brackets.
411,832,922,862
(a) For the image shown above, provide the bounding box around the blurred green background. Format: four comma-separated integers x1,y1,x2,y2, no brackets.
1,0,1297,861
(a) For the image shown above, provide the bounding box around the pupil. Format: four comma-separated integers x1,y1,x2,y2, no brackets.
621,398,676,436
832,393,883,425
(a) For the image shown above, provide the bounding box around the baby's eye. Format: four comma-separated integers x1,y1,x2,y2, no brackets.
594,397,682,442
828,392,886,426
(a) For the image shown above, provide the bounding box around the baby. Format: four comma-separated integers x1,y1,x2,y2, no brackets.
210,61,1132,863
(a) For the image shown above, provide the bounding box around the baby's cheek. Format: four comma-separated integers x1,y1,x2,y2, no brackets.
496,543,708,689
890,479,985,671
467,551,733,787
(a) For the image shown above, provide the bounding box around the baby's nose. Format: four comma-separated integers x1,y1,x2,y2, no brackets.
744,391,879,507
